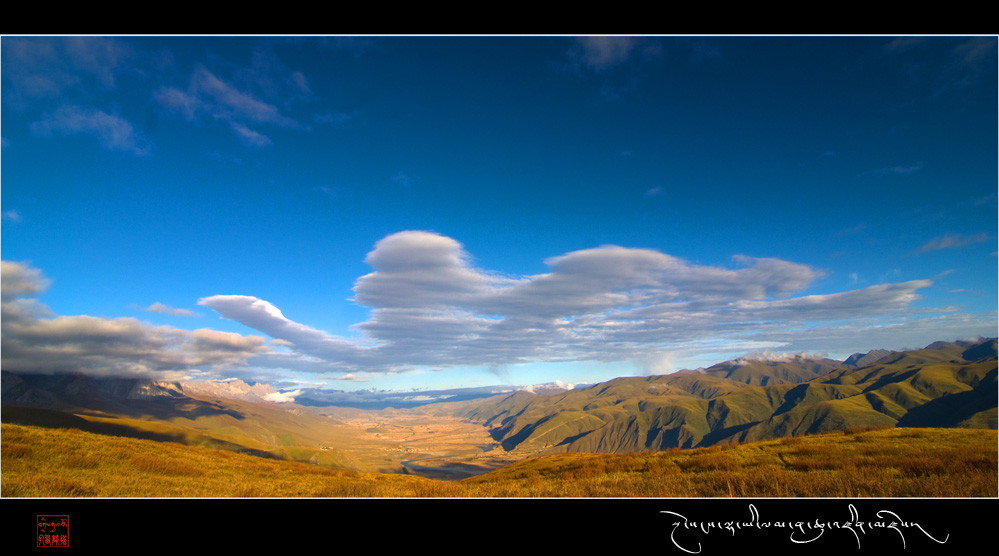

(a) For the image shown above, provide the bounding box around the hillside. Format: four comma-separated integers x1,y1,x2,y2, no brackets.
0,422,443,497
460,426,997,497
1,371,362,469
3,337,996,480
447,338,998,456
3,422,994,497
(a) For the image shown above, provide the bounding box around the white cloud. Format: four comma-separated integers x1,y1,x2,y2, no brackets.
1,261,52,301
264,389,302,403
196,231,972,377
353,231,513,310
1,262,267,378
733,351,826,364
197,295,370,368
5,234,984,383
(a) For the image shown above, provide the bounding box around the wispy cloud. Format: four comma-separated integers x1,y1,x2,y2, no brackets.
882,36,996,97
568,37,640,71
560,37,664,101
563,36,716,74
313,185,350,201
316,36,376,57
562,36,666,78
155,64,302,146
314,112,351,127
952,37,997,69
1,37,133,108
30,106,150,155
143,302,200,318
869,163,923,176
962,192,997,208
391,171,414,188
644,186,664,198
228,121,273,147
837,223,867,236
884,37,929,54
675,37,722,64
3,38,152,156
192,65,299,127
917,233,991,253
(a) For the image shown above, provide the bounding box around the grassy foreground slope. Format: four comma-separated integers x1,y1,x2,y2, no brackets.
4,423,994,497
0,422,447,497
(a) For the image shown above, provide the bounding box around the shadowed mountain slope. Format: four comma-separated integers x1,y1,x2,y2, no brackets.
1,370,359,469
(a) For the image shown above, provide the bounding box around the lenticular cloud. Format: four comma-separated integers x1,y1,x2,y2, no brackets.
352,231,513,309
197,230,939,374
0,232,946,378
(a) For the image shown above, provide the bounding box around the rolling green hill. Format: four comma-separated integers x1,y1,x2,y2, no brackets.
450,338,998,455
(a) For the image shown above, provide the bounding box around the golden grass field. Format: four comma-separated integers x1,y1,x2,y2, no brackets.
2,423,995,497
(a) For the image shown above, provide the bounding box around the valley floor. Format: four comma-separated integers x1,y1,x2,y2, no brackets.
317,412,517,478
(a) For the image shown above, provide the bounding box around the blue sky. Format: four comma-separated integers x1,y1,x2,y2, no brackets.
2,36,996,394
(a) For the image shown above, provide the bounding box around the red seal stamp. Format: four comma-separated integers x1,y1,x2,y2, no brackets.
36,515,69,547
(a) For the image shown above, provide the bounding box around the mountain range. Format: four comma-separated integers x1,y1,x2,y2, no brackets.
2,338,996,463
436,338,997,455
